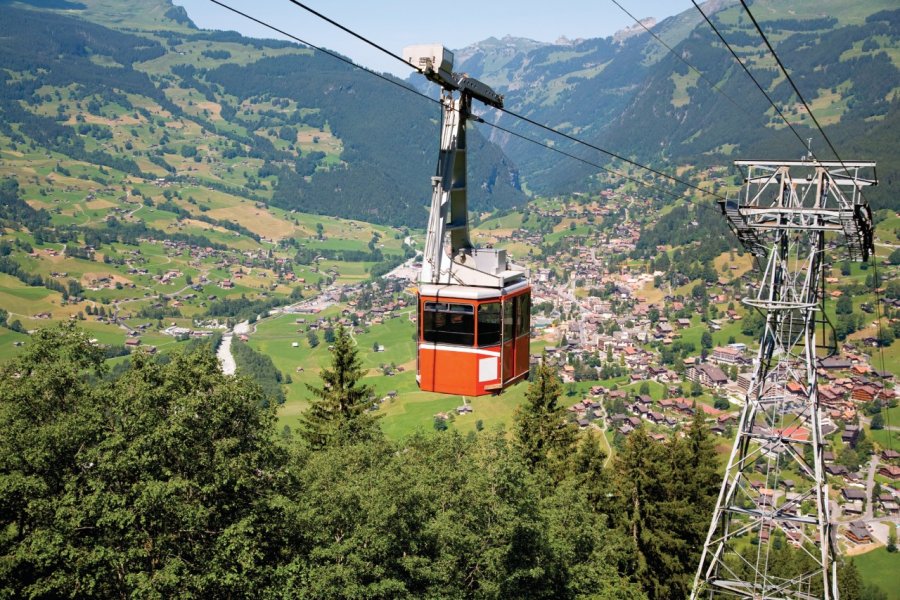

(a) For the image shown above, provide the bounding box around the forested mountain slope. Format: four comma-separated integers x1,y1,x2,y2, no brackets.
0,0,524,227
455,0,899,208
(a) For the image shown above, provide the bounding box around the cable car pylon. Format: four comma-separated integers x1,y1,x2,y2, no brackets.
691,159,877,600
405,45,531,396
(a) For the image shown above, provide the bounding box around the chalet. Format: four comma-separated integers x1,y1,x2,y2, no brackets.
825,464,849,477
878,464,900,480
881,449,900,461
879,493,899,515
844,521,872,544
851,364,871,376
647,411,665,424
785,381,805,395
819,387,843,405
676,318,692,329
843,500,864,515
818,356,851,370
618,422,635,435
673,399,696,415
125,337,141,347
851,385,878,403
717,413,737,426
841,488,866,503
842,426,860,447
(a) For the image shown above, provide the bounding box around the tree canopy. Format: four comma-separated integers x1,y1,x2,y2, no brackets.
0,324,756,599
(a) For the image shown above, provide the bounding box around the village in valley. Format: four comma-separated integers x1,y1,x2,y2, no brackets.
6,173,897,556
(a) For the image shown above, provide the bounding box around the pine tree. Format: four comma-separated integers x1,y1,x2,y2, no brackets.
669,409,721,593
611,416,718,600
300,324,379,449
838,560,863,600
514,359,576,479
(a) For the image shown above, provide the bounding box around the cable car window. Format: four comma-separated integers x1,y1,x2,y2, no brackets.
423,302,475,346
515,293,531,338
503,300,515,342
478,302,501,346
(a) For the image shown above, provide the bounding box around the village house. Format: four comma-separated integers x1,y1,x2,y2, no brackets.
844,521,872,544
688,363,729,388
711,346,742,365
878,464,900,480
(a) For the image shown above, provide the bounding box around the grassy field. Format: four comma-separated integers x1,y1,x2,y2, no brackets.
853,546,900,600
377,376,530,440
248,305,538,442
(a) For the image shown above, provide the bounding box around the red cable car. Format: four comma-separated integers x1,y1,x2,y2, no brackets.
404,45,531,396
418,282,530,396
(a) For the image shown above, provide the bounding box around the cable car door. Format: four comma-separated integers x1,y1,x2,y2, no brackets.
502,298,515,384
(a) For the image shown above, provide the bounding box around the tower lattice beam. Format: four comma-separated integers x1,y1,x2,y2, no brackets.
691,160,876,600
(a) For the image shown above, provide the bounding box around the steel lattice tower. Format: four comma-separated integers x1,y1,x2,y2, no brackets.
691,160,877,600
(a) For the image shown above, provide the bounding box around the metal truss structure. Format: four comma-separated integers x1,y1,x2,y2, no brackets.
691,160,877,600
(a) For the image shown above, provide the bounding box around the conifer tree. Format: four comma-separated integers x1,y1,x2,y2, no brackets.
514,358,576,479
300,324,379,449
613,423,716,599
681,407,721,530
837,560,863,600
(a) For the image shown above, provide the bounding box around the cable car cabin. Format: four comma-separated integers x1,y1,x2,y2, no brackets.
417,282,530,396
405,44,530,396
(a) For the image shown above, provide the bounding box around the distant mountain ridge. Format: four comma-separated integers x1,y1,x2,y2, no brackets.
451,0,899,209
0,0,897,223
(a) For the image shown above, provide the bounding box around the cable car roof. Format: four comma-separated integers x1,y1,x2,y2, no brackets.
419,281,529,300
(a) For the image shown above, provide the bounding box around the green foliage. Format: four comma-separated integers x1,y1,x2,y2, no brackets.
836,294,854,315
300,324,380,449
206,55,524,227
231,338,286,405
0,324,733,598
713,396,730,410
515,359,577,480
609,411,719,599
206,295,289,321
0,323,288,597
306,329,319,348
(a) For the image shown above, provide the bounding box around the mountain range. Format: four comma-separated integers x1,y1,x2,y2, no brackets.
453,0,899,208
0,0,897,225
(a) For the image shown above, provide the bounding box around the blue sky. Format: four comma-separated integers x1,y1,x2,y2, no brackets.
174,0,694,76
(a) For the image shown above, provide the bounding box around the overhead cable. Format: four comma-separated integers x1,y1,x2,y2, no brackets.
690,0,815,158
609,0,753,118
283,0,729,201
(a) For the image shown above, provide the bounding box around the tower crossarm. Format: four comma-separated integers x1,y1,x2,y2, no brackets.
724,160,877,261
